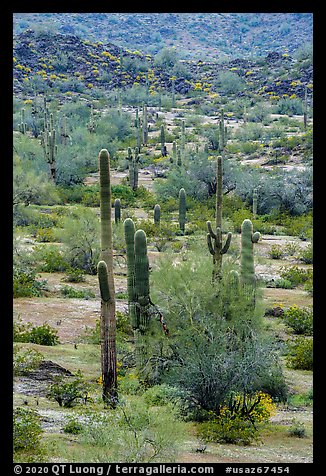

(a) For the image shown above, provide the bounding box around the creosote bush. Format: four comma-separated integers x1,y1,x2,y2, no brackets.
13,319,60,346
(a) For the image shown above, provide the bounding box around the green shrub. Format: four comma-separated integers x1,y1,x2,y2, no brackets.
47,370,90,407
143,384,181,407
286,337,313,370
60,285,95,299
13,407,43,452
280,266,312,287
288,419,307,438
13,346,44,376
62,268,86,283
198,391,276,445
35,227,56,243
268,244,284,259
13,319,60,346
34,245,70,273
298,243,313,264
283,305,313,335
13,265,47,297
63,417,84,435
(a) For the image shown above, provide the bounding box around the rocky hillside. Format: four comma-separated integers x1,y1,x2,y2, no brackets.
13,13,313,60
13,29,313,102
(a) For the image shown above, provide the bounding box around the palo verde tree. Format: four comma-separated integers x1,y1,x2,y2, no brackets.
97,148,117,407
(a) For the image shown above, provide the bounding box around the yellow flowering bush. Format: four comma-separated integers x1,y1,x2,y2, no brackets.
198,392,276,445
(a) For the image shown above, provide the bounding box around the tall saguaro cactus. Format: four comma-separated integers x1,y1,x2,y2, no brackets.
206,156,232,282
179,188,186,234
98,149,117,407
124,218,138,330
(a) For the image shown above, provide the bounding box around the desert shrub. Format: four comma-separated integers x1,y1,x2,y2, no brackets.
282,305,313,335
47,370,90,407
13,265,47,297
13,346,44,376
198,392,276,445
35,227,56,242
13,319,60,346
288,419,307,438
63,417,84,435
268,244,284,259
13,407,43,453
150,250,287,409
79,398,184,463
280,265,312,287
60,285,95,299
62,268,86,283
59,208,100,274
298,243,313,264
34,245,70,273
283,241,299,256
118,372,143,395
282,213,313,240
286,337,313,370
271,278,294,289
143,384,181,407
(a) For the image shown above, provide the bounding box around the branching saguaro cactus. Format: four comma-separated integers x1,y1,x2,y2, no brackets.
179,188,186,235
154,204,161,225
114,198,121,224
98,148,117,407
41,111,57,183
206,156,232,282
240,219,260,305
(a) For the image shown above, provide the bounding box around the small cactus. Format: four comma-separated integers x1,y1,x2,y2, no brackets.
154,204,161,225
178,188,186,234
114,199,121,224
252,189,258,216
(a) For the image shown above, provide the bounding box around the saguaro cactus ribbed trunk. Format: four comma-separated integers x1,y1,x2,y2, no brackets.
154,204,161,225
98,148,117,407
179,188,186,234
206,156,232,282
252,189,258,216
124,218,138,330
240,219,260,308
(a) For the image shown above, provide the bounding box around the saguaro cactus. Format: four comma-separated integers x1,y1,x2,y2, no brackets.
98,149,117,407
181,120,185,159
154,204,161,225
41,111,57,183
142,103,148,146
171,78,176,108
124,218,138,329
127,147,140,191
206,156,232,282
240,219,260,288
114,198,121,224
134,229,151,333
19,108,27,134
160,125,167,156
252,189,258,216
179,188,186,234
